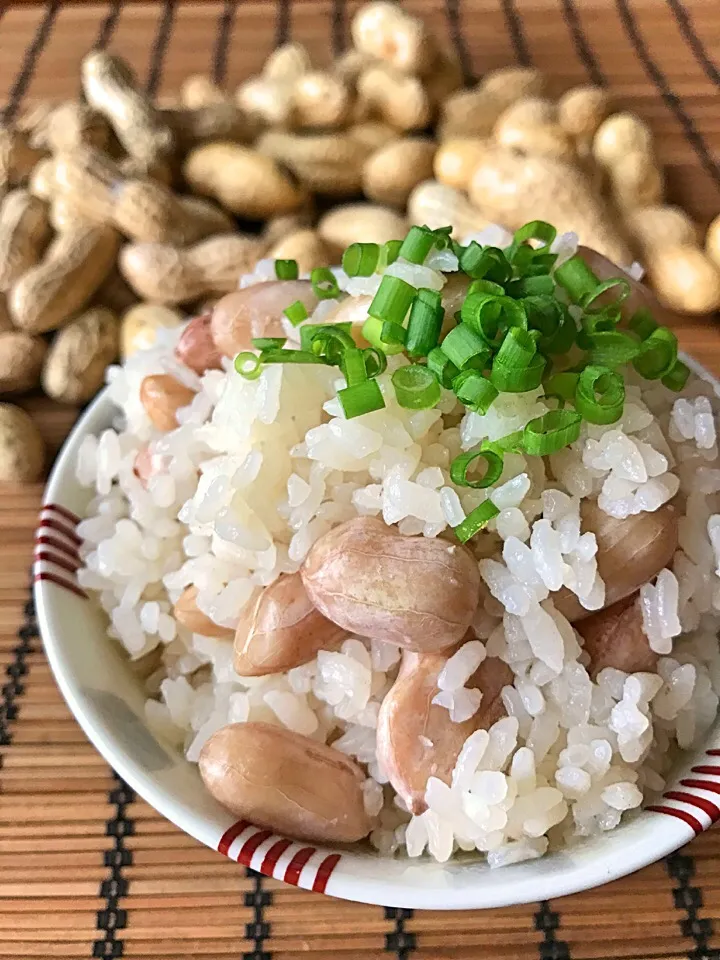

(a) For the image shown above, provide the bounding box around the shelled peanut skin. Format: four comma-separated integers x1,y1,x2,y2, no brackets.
0,0,717,482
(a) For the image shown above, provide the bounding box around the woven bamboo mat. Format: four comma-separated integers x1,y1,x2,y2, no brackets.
3,1,720,958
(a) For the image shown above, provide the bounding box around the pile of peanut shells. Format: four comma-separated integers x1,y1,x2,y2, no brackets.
0,0,719,484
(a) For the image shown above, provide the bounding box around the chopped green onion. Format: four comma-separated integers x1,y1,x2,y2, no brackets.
380,320,407,345
484,430,523,453
308,326,355,365
491,353,545,392
661,359,690,392
506,274,555,298
253,337,287,351
441,324,491,371
450,447,504,489
460,245,511,283
275,258,298,280
461,293,527,344
300,322,351,353
362,346,387,379
432,225,453,249
283,300,308,327
495,327,537,369
342,347,368,386
524,298,577,355
468,279,505,297
310,267,340,300
629,307,658,341
377,239,402,272
391,364,441,410
453,500,500,543
522,409,582,456
361,316,405,355
575,365,625,424
554,254,600,304
508,220,557,252
588,330,640,367
234,351,263,380
452,370,498,413
399,225,437,264
427,346,459,387
338,379,385,419
369,275,416,325
633,327,678,380
259,348,326,365
342,242,380,277
581,277,630,312
544,371,579,406
406,290,443,357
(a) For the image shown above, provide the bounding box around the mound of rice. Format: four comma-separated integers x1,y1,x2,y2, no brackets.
76,228,720,866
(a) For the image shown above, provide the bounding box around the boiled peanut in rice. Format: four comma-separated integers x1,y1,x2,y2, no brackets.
553,501,679,622
301,517,481,653
174,313,223,375
576,594,657,677
210,280,319,358
173,585,234,639
377,649,513,814
234,572,345,677
199,721,373,843
139,374,194,431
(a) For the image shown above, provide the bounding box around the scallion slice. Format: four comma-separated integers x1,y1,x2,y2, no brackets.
633,327,678,380
381,320,407,346
259,348,326,365
252,337,287,350
491,353,545,393
427,346,459,387
310,267,340,300
342,347,368,387
522,409,582,456
554,254,600,304
369,274,416,324
451,447,504,488
391,364,441,410
283,300,308,327
575,365,625,424
361,316,405,356
581,276,630,312
377,239,402,272
495,327,537,369
399,225,436,264
588,330,640,367
406,290,443,357
661,359,690,392
234,352,263,380
453,500,500,543
629,307,658,340
453,369,499,413
299,322,352,353
544,371,579,406
308,326,355,365
362,346,388,379
508,220,557,252
275,258,299,280
342,242,380,277
441,324,491,371
460,244,511,283
338,379,385,419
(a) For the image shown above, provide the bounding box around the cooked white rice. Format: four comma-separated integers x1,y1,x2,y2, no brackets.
76,235,720,867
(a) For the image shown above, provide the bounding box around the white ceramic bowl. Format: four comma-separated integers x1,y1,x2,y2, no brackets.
36,366,720,910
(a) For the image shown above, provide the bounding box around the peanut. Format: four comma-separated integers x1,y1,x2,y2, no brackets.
49,196,92,233
609,150,664,211
263,42,312,83
469,146,632,265
348,121,398,155
180,75,231,110
592,112,653,168
0,332,47,394
356,64,431,131
174,312,223,374
377,650,513,814
175,195,235,242
120,303,183,358
94,267,138,316
434,138,490,191
234,572,345,677
301,517,481,653
293,71,352,130
577,594,657,677
28,157,56,201
0,403,44,482
119,234,264,305
0,295,12,333
45,101,111,153
351,2,436,75
262,209,315,247
184,142,307,218
16,100,55,149
10,223,119,334
0,189,51,292
211,281,319,357
317,203,407,258
139,374,195,431
163,102,252,149
407,180,489,239
0,127,44,196
173,585,234,638
553,501,679,621
705,213,720,269
267,228,330,273
81,52,175,165
199,721,373,843
362,137,436,207
626,205,699,254
42,307,118,404
647,244,720,315
558,85,611,143
440,68,545,141
256,130,364,197
494,97,575,162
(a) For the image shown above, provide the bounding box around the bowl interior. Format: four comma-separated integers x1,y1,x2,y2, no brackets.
35,372,719,910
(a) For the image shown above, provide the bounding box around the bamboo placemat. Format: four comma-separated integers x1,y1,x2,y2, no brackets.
3,2,720,957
